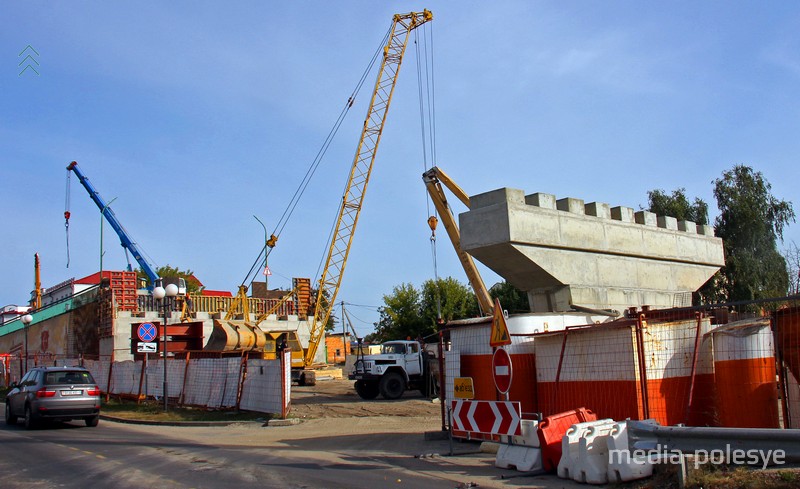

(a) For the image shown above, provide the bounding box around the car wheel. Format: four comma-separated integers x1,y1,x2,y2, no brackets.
379,372,405,400
85,415,99,427
5,402,17,425
354,380,379,400
24,405,36,430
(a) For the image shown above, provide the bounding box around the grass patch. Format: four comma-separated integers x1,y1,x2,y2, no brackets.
624,464,800,489
101,397,271,423
685,465,800,489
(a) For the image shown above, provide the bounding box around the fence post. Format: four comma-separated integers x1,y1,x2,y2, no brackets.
282,350,290,419
105,350,115,402
137,354,147,402
438,329,446,432
235,353,247,411
684,311,704,424
552,329,570,414
179,351,192,407
635,314,650,420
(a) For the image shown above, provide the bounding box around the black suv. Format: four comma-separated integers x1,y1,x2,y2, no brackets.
5,366,101,429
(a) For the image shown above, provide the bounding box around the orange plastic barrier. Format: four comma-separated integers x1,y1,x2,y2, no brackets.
537,407,597,472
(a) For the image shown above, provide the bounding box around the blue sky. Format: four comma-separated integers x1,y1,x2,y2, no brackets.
3,2,799,337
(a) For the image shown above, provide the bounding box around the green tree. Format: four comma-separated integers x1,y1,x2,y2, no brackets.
646,188,709,225
420,277,480,331
373,283,424,342
784,242,800,296
489,281,529,314
373,277,482,342
136,265,202,294
710,165,795,304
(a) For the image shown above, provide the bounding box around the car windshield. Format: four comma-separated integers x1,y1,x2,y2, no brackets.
44,371,95,385
381,343,407,354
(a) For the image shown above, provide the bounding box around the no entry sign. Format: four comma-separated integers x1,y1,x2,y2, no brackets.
492,347,513,395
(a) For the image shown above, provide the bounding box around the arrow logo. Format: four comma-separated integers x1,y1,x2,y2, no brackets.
18,45,40,76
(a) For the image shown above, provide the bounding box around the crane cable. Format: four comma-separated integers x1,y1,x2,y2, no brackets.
240,27,393,289
415,24,443,321
65,169,71,268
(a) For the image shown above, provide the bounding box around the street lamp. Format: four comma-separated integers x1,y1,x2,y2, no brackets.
153,283,179,412
21,314,33,371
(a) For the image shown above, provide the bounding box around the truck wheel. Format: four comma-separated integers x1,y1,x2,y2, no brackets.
379,372,405,400
354,380,379,400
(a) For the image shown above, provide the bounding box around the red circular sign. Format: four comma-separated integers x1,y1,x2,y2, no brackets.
492,348,513,394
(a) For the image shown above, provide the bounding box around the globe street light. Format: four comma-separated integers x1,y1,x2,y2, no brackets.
153,284,178,412
21,314,33,371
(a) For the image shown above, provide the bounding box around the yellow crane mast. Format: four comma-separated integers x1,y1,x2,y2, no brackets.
304,10,433,368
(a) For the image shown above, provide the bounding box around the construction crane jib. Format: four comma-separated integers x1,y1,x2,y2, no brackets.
304,10,433,368
423,166,494,316
66,161,160,284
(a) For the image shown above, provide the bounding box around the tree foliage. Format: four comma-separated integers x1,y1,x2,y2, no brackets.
420,277,480,327
707,165,795,303
136,265,202,294
647,188,709,225
784,242,800,296
371,277,479,343
489,281,529,314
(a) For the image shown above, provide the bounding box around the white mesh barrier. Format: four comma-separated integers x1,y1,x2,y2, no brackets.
183,357,241,408
240,358,286,415
110,360,140,395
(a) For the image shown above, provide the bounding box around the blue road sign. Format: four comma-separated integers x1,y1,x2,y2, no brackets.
137,322,158,342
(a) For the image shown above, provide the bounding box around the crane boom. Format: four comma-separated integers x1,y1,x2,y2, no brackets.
66,161,160,284
305,10,433,367
423,166,494,316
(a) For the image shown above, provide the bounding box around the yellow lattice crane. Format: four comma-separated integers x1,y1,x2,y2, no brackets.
302,10,433,374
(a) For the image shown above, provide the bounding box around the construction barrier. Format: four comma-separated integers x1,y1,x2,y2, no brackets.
2,351,291,418
440,299,800,438
606,420,656,483
538,407,597,472
556,418,615,484
711,318,780,428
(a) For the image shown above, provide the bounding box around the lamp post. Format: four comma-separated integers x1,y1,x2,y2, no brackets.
153,283,179,412
21,314,33,371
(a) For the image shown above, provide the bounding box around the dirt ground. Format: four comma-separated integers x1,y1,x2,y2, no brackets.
289,377,443,420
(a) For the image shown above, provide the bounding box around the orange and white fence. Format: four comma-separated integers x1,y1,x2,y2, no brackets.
440,300,800,437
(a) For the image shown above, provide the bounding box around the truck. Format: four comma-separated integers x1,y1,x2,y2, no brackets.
348,340,437,400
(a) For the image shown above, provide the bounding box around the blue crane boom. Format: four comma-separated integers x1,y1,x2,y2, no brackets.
66,161,160,284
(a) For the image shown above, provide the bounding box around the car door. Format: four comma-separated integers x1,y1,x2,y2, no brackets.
405,343,421,376
9,371,31,415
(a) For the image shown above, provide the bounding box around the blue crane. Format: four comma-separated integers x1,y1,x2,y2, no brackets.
66,161,160,285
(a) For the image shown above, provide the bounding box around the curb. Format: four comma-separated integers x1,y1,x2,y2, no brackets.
99,414,263,427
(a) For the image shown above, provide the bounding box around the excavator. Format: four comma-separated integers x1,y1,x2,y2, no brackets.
206,10,433,386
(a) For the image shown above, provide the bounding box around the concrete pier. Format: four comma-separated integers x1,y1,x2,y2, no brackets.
459,188,724,313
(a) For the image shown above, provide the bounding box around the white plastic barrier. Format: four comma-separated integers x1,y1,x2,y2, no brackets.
495,445,543,472
496,420,542,471
606,420,655,483
573,421,617,484
556,419,614,482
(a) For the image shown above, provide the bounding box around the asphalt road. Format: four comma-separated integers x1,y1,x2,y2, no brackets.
0,417,503,489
